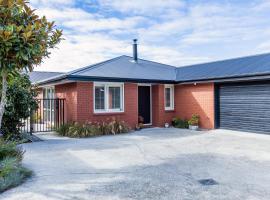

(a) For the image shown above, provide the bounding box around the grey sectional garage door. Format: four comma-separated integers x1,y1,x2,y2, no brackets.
219,83,270,133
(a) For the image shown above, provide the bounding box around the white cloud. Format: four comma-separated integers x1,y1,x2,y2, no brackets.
99,0,185,15
30,0,270,72
35,7,92,22
64,16,146,33
38,34,130,72
30,0,75,7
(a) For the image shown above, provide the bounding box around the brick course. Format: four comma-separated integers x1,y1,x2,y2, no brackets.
152,84,175,127
175,83,215,129
55,83,78,122
53,82,215,130
56,82,138,128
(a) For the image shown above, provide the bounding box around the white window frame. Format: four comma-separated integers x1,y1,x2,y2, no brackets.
164,84,174,110
43,87,55,123
43,87,55,99
94,82,124,113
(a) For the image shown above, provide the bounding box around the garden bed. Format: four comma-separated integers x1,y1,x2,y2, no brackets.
0,139,32,193
56,118,131,138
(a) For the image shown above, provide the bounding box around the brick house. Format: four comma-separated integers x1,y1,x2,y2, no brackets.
30,40,270,133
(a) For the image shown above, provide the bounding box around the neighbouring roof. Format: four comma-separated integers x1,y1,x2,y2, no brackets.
30,52,270,85
29,71,64,84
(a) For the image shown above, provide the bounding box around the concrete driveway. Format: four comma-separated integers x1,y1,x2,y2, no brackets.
1,128,270,200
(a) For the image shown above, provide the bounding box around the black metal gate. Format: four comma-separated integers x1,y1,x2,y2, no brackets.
20,98,65,134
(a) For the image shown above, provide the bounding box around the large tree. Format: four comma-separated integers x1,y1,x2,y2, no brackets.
0,0,62,129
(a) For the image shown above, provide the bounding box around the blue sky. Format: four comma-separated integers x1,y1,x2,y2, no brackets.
30,0,270,72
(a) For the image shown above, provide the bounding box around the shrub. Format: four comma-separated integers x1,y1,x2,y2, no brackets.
172,117,189,129
1,74,38,141
56,119,130,138
0,139,31,193
0,157,32,193
0,140,24,161
188,114,200,126
56,123,73,137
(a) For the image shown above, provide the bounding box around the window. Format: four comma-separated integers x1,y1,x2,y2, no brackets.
94,83,124,113
95,86,105,110
164,85,174,110
43,87,55,99
43,87,55,123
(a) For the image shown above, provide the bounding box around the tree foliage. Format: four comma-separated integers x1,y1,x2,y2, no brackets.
0,0,62,129
1,73,37,140
0,0,62,72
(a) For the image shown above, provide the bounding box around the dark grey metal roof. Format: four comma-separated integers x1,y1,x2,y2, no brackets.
36,55,177,85
34,52,270,85
176,53,270,82
29,71,64,84
69,55,177,82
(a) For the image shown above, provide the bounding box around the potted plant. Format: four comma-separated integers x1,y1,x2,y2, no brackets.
136,116,144,130
188,114,200,130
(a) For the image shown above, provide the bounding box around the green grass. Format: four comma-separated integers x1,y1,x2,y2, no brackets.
0,139,32,193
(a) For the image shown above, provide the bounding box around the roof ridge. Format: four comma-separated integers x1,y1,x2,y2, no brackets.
122,55,177,69
177,52,270,69
68,55,126,75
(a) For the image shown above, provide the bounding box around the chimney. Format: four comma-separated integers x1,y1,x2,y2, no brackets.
133,39,138,62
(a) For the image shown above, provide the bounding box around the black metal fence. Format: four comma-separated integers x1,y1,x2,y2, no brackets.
20,98,65,134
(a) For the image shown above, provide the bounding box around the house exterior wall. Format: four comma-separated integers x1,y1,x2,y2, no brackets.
55,82,138,128
36,88,43,99
52,81,215,130
55,83,78,122
175,83,215,129
152,84,176,127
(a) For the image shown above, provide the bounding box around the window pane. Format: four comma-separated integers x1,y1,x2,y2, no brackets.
165,88,171,107
95,86,105,110
109,87,121,109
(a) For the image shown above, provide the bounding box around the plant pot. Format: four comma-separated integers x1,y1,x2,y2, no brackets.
189,125,199,130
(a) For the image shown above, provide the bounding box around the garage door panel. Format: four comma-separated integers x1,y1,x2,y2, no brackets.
219,83,270,133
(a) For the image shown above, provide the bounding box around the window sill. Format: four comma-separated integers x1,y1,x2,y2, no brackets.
165,109,175,113
93,111,125,116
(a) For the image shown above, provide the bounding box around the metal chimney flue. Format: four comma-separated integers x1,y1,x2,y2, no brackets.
133,39,138,62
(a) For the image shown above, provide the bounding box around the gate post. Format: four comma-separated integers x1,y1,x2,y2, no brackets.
30,109,34,135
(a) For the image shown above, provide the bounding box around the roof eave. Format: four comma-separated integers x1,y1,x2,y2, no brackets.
34,74,68,86
67,75,175,84
177,73,270,84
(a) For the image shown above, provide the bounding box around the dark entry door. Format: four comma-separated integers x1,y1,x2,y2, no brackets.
138,86,151,124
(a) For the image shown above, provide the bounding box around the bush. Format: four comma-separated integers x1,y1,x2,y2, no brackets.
0,140,24,161
172,117,189,129
188,114,200,126
1,74,38,141
56,118,130,138
0,157,32,193
0,139,31,193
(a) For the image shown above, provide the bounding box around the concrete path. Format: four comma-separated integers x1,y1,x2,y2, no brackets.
1,128,270,200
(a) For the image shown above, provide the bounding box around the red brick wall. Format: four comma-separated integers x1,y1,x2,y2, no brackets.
55,83,78,122
55,82,138,128
53,82,215,130
175,83,215,129
152,84,176,127
36,88,43,99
